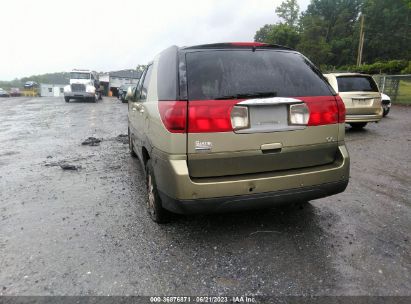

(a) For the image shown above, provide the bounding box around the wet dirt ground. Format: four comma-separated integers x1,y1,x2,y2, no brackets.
0,97,410,296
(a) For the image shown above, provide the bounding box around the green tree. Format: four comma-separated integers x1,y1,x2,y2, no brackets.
361,0,411,63
254,0,410,68
20,72,70,85
254,0,300,48
275,0,300,26
297,0,362,66
254,24,274,43
136,65,147,72
254,23,300,48
297,15,332,65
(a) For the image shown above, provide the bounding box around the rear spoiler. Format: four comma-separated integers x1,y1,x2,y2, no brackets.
182,42,293,51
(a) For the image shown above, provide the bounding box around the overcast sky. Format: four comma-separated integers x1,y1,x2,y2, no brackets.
0,0,310,80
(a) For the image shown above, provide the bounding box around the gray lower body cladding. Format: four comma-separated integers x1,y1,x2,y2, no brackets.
159,179,349,214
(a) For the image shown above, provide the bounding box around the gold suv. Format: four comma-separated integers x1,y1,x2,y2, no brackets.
128,43,350,222
324,73,383,129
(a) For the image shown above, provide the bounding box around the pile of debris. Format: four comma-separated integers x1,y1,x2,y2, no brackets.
81,137,102,146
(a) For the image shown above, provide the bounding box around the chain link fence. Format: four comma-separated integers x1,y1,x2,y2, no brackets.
373,74,411,104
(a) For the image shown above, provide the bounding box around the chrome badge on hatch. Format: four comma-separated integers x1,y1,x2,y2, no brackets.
195,140,213,152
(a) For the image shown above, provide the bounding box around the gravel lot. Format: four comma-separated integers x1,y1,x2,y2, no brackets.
0,97,410,296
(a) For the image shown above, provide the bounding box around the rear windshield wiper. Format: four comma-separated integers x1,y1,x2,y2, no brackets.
215,91,277,100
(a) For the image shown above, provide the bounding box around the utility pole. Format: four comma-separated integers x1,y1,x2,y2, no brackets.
357,14,365,66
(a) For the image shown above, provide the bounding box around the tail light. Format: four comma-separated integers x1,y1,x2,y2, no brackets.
158,100,242,133
159,96,344,134
297,96,340,126
188,100,240,133
335,95,346,123
158,101,187,133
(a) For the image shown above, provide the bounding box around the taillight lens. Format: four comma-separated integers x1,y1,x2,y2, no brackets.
188,100,239,133
289,103,310,125
158,101,187,133
158,97,343,133
298,96,339,126
335,95,346,123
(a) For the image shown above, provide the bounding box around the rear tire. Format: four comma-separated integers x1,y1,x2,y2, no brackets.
146,160,171,223
296,201,310,209
128,128,137,158
382,105,390,117
64,97,70,103
350,122,367,130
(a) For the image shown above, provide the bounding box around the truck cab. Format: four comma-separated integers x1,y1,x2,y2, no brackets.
64,69,102,103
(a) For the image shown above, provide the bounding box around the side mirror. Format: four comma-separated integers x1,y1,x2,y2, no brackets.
126,87,134,102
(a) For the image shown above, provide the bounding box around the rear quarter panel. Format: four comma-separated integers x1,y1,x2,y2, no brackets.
144,56,186,156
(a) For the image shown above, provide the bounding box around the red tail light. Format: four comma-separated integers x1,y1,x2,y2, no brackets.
297,96,340,126
335,95,346,123
158,100,240,133
159,97,344,133
158,101,187,133
188,100,239,133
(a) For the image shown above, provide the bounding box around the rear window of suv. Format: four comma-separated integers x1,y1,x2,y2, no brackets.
185,50,333,100
337,76,378,92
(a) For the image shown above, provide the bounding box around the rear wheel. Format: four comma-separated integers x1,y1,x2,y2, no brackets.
296,201,310,209
128,128,136,157
350,122,367,130
64,97,70,103
146,160,171,223
382,105,390,117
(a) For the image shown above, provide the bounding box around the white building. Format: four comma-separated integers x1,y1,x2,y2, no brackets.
40,84,66,97
99,70,142,97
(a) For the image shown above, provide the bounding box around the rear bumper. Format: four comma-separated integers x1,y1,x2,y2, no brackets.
159,179,348,214
153,145,350,214
346,113,382,123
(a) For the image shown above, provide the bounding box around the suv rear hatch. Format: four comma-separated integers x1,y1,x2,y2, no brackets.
160,44,345,179
336,75,381,115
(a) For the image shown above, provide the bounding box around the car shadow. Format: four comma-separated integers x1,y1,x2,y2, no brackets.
170,201,325,235
345,127,368,134
67,98,98,103
122,152,342,293
146,201,341,293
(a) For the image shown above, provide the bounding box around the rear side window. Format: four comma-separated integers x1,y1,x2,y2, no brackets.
140,65,153,101
185,50,332,100
157,46,178,101
337,76,378,92
134,68,146,100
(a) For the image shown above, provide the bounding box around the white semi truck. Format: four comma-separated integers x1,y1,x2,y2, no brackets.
64,69,102,103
